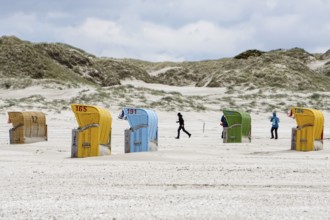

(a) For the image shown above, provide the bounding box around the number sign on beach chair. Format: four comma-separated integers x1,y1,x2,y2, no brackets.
289,107,324,151
8,111,48,144
71,104,112,158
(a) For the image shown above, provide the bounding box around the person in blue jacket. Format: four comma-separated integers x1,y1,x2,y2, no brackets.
270,111,280,139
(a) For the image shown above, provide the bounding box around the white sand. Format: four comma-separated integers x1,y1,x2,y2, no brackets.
0,86,95,100
1,85,330,219
121,80,227,96
307,58,330,70
148,67,182,76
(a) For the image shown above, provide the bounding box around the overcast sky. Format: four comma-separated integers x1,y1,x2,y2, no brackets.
1,0,330,61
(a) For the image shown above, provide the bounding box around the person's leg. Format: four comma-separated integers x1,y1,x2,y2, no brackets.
182,126,191,137
222,127,226,139
275,128,278,139
271,127,274,139
176,126,181,139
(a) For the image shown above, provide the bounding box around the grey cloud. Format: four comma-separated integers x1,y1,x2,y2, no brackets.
1,0,330,61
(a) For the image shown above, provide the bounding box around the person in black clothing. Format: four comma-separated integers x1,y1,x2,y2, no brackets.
176,112,191,139
220,115,228,139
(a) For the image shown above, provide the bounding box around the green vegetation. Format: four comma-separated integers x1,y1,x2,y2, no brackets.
1,36,330,91
1,36,330,113
0,36,151,87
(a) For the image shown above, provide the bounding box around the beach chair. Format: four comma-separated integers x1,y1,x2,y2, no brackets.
71,104,112,158
119,108,158,153
223,110,251,143
289,107,324,151
8,111,47,144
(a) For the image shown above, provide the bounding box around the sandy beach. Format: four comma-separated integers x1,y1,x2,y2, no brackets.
1,104,330,219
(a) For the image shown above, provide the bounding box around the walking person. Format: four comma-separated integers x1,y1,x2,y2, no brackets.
175,112,191,139
220,114,228,139
270,111,280,139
